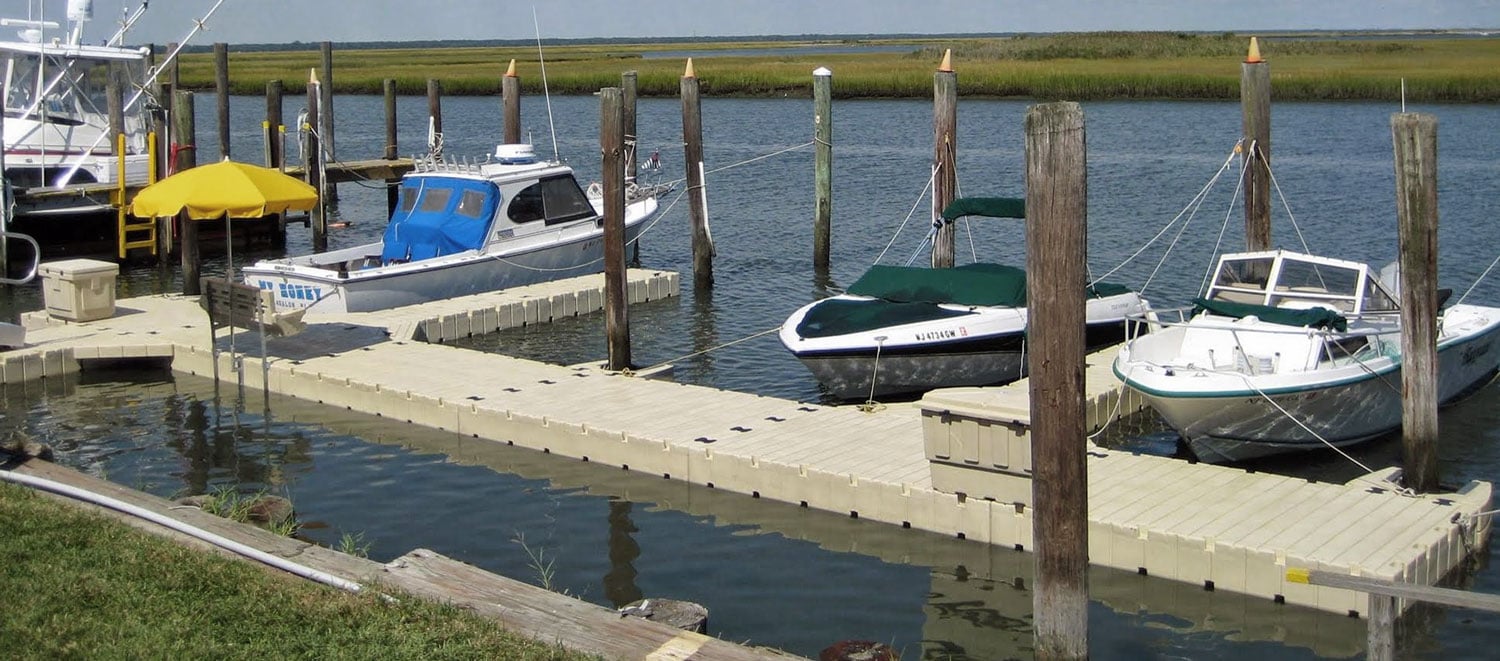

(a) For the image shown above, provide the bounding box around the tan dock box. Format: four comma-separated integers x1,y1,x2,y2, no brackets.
39,258,119,322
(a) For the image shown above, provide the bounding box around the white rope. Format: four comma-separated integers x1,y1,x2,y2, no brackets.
636,325,782,374
703,140,814,176
874,164,939,265
1255,144,1316,255
1456,252,1500,306
1195,155,1249,299
1091,145,1240,291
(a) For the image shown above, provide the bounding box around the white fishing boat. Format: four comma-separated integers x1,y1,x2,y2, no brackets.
243,144,664,315
779,197,1151,401
2,0,156,216
1114,249,1500,463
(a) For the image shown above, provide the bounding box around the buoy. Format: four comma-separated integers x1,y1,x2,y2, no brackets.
1246,37,1264,64
938,48,953,73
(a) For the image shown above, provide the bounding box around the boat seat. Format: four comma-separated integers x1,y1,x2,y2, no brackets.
1212,288,1265,305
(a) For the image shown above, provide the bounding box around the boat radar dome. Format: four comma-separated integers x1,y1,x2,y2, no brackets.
494,144,538,164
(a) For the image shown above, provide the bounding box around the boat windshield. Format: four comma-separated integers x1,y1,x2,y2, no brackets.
505,174,595,226
3,52,143,127
1207,253,1393,315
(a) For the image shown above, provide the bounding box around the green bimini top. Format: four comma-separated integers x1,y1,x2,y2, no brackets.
794,263,1135,339
1192,297,1348,332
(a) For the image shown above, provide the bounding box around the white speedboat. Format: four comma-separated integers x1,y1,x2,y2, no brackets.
781,196,1151,401
1114,250,1500,463
2,1,156,216
780,262,1149,400
243,144,663,315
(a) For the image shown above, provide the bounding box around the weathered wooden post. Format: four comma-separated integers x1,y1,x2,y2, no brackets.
601,87,631,371
813,66,833,272
264,79,285,246
932,50,958,268
1392,112,1441,494
1025,101,1089,660
680,59,713,289
106,63,124,155
502,60,521,145
427,79,444,160
1241,37,1271,252
214,42,230,159
306,70,326,253
320,41,338,202
174,90,200,295
383,79,400,217
622,70,638,180
265,80,284,170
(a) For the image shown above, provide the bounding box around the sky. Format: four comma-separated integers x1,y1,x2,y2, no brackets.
8,0,1500,45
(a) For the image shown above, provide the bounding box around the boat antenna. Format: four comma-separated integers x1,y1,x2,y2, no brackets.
53,0,227,188
532,6,560,162
1400,78,1407,112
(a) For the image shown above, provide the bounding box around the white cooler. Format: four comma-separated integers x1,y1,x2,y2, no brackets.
39,258,119,322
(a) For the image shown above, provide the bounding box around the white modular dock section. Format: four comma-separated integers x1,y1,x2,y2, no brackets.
5,268,1491,617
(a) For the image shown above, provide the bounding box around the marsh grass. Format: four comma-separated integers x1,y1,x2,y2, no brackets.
0,482,596,660
175,33,1500,102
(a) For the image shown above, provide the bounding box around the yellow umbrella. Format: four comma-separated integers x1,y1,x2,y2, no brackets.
131,158,318,220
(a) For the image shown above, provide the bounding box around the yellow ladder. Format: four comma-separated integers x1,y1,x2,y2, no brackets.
115,132,158,259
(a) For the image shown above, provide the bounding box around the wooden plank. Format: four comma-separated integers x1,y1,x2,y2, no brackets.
382,549,800,660
1290,567,1500,613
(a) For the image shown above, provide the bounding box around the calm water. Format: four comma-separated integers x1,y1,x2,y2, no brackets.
4,93,1500,659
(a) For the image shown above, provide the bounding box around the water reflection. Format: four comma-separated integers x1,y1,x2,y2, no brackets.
0,368,1383,659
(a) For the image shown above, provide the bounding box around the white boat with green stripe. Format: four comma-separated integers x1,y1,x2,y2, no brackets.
1114,250,1500,463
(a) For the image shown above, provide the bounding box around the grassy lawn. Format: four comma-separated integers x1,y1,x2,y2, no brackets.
171,32,1500,102
0,482,597,660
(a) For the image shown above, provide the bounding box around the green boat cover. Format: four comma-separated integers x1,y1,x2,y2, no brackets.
1192,297,1348,332
794,263,1136,339
796,298,977,339
941,197,1027,221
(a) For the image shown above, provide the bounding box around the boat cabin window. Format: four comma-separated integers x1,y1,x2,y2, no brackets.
418,188,452,213
1209,257,1273,303
1361,276,1398,312
397,184,419,213
507,175,595,225
455,189,489,219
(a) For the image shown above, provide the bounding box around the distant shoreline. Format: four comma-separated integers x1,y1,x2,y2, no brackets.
170,32,1500,103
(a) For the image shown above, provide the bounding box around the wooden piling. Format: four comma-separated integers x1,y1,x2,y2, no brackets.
600,87,631,371
264,81,284,169
1241,37,1272,252
813,66,833,271
502,60,521,145
384,79,400,217
320,41,338,202
932,50,958,269
264,80,286,245
680,59,713,289
427,79,444,159
106,64,124,155
306,71,326,253
214,42,230,160
622,71,638,180
1391,112,1441,493
174,90,200,296
1025,101,1090,660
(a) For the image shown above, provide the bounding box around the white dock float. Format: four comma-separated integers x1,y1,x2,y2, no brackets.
6,267,1492,618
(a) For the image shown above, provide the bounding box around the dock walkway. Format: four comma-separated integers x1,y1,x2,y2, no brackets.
5,269,1491,618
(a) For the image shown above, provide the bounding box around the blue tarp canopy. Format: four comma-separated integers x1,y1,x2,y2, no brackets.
381,177,501,263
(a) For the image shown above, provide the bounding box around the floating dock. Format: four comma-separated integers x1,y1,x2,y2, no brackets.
5,269,1491,618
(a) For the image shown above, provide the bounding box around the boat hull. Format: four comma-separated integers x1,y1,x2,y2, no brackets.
244,219,649,315
784,291,1147,400
1121,305,1500,462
